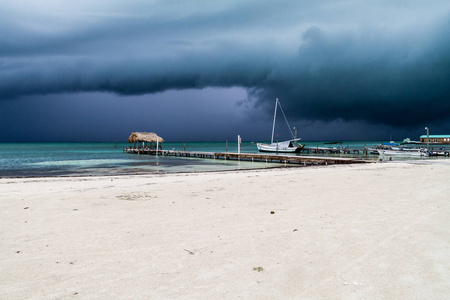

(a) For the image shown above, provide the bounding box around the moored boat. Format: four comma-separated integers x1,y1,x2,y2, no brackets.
367,141,400,155
380,148,430,157
257,139,303,153
256,98,303,153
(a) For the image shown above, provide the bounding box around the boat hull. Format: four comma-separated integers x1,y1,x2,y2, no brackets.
257,143,302,153
380,149,429,157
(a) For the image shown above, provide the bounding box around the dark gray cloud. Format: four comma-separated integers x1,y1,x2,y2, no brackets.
1,0,449,141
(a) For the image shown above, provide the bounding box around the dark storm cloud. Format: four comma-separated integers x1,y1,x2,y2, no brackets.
1,0,449,129
268,20,450,127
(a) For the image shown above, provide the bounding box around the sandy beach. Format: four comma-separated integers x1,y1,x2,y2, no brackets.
1,161,449,299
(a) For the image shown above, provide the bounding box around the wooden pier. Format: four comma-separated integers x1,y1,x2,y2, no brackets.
123,148,369,166
300,147,363,155
298,146,450,156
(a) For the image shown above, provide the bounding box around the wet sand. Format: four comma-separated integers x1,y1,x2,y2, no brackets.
1,161,449,299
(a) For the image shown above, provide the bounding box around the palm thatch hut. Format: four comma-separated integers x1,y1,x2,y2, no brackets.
128,132,164,150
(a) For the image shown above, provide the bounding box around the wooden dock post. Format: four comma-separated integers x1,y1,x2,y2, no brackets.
238,135,241,155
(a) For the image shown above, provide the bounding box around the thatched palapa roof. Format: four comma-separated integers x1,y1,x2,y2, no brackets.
128,132,164,143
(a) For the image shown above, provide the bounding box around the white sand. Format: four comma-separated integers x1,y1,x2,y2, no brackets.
1,161,450,299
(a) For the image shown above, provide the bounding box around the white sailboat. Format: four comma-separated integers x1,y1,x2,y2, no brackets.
256,98,303,153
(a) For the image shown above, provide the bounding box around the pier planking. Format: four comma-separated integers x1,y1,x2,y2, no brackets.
123,148,370,166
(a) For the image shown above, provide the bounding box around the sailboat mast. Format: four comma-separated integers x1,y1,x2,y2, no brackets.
271,98,278,144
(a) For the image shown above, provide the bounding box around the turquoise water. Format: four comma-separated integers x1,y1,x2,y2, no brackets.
0,142,281,177
0,141,439,177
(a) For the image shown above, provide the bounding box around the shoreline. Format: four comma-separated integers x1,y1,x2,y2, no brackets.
2,157,449,180
1,161,449,299
0,165,296,180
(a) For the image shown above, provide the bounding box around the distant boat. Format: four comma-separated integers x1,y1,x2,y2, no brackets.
401,138,421,145
256,98,303,153
380,148,430,157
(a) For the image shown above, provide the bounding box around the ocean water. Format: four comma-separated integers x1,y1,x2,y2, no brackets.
0,142,279,177
0,141,439,178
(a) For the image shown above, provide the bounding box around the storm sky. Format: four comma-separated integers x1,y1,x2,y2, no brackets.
1,0,449,142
